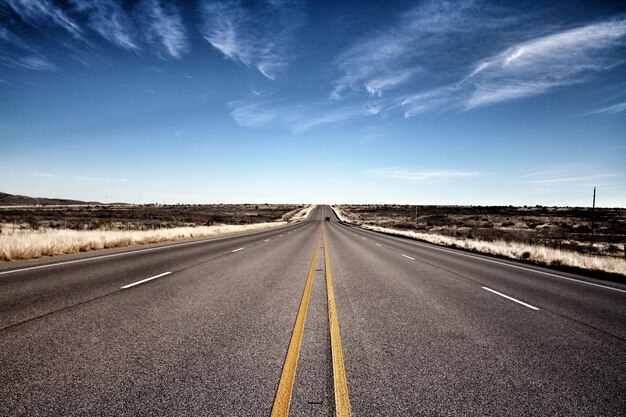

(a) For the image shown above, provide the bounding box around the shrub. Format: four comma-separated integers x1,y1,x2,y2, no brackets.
606,244,620,254
574,225,592,233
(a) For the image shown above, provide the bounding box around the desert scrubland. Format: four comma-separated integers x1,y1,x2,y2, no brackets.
334,204,626,276
0,204,312,261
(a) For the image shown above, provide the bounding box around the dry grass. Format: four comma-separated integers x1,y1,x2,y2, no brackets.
0,222,286,262
289,204,316,221
331,205,352,223
332,206,626,276
335,203,626,259
0,203,301,231
280,204,315,222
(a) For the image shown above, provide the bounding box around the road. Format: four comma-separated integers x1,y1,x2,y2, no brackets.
1,205,625,416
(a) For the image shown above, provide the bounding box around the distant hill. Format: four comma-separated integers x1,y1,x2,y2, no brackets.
0,192,100,206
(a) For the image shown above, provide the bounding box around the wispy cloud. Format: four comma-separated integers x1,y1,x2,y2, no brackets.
3,0,191,63
144,0,188,58
401,85,461,117
370,168,481,182
464,19,626,109
401,18,626,115
0,54,57,71
364,69,418,97
527,174,619,184
230,99,372,132
331,1,626,117
28,172,129,184
0,26,31,50
7,0,82,38
292,108,367,133
0,23,57,71
201,0,302,80
331,0,515,100
521,170,557,178
69,0,137,50
588,100,626,115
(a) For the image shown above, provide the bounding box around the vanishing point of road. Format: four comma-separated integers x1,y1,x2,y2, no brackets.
1,206,625,416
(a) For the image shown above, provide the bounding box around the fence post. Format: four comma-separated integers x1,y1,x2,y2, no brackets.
590,187,596,249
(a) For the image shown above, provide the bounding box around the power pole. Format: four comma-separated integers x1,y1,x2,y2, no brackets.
590,187,596,248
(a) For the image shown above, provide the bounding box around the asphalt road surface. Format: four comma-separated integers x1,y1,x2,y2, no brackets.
1,206,625,416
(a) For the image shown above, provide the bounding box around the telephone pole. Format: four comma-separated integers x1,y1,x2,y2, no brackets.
590,187,596,248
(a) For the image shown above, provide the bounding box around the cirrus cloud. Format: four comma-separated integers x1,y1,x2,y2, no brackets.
370,168,481,183
201,0,303,80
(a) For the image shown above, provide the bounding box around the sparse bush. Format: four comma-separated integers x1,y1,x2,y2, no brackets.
0,204,313,262
360,224,626,276
606,244,620,254
206,215,224,225
574,225,591,233
334,204,626,275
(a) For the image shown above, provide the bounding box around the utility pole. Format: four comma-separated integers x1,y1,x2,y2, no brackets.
590,187,596,248
415,205,418,229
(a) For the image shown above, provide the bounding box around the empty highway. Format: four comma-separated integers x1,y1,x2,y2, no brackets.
1,206,625,416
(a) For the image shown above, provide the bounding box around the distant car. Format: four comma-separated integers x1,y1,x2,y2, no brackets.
325,216,330,221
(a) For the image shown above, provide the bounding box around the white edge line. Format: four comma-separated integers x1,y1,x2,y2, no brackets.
402,254,415,260
0,225,298,276
231,247,245,253
121,272,171,289
482,286,539,310
354,228,626,294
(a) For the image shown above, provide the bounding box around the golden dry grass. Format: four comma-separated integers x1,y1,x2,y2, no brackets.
290,204,315,221
331,205,352,223
0,222,286,261
332,206,626,276
281,204,315,222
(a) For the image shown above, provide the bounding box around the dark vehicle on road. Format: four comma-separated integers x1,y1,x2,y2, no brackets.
325,216,330,221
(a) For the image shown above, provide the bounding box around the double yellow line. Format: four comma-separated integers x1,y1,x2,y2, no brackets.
270,224,351,417
323,224,351,416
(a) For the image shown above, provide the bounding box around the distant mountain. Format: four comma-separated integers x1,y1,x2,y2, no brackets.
0,192,101,206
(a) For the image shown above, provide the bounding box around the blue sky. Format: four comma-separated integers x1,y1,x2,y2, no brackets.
1,0,625,206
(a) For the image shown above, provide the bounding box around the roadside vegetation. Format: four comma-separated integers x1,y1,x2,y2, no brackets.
0,204,312,261
333,204,626,277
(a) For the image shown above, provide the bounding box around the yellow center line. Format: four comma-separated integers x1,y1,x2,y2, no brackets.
323,224,352,417
270,229,322,417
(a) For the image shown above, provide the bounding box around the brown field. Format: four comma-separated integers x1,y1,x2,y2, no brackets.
0,203,305,232
0,204,309,261
334,204,626,276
